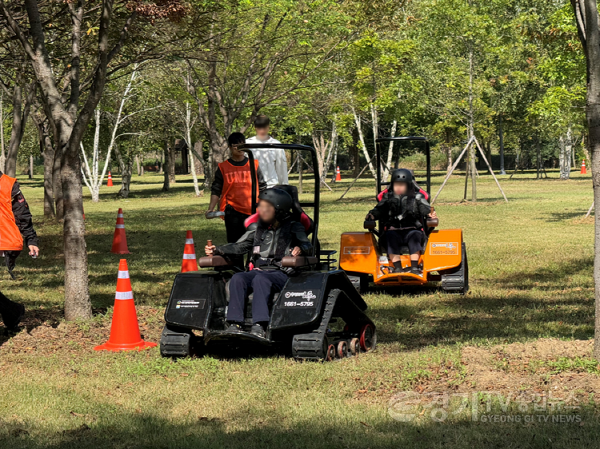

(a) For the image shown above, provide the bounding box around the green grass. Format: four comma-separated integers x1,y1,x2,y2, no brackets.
0,168,599,448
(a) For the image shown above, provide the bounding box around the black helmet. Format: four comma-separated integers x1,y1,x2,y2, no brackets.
391,169,413,185
258,188,293,218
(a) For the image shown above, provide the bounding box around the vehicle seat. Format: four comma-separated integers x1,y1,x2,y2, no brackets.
376,181,429,202
244,184,314,234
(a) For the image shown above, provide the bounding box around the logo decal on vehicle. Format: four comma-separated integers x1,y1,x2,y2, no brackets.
175,299,206,309
429,242,459,256
285,290,317,300
343,246,371,255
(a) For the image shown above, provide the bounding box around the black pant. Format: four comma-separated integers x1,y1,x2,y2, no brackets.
224,206,250,269
224,206,250,243
0,291,21,323
227,270,289,324
385,229,424,255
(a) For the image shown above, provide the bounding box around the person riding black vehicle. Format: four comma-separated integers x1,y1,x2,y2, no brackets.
204,188,312,338
366,169,434,275
0,171,40,333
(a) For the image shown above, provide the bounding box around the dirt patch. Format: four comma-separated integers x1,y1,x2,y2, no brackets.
0,307,164,355
461,339,599,395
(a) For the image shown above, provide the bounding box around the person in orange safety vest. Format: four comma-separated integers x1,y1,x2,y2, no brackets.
0,171,39,334
206,132,267,244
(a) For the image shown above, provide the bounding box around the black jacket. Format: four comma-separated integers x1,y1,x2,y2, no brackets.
369,192,431,229
214,219,312,269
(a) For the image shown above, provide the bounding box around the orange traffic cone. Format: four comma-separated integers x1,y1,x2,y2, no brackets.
181,230,199,272
111,208,130,254
581,159,587,175
107,171,114,187
335,166,341,181
94,259,157,352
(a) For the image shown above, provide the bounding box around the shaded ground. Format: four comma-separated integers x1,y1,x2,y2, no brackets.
0,170,598,448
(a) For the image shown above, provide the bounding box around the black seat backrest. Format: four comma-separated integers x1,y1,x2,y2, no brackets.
273,184,314,234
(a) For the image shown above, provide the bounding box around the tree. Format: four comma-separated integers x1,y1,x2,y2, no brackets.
30,110,55,218
571,0,600,360
0,0,187,320
0,63,36,176
185,0,353,186
81,66,142,202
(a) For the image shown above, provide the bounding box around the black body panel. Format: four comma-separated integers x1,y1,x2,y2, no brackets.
270,270,367,331
164,272,227,330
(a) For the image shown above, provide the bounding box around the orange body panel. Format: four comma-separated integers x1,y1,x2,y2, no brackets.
339,232,379,276
423,229,463,272
340,229,463,286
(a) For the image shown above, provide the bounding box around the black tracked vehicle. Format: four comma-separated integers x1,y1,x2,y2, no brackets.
160,144,377,361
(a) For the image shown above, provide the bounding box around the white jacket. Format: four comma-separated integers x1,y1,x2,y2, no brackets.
246,135,288,187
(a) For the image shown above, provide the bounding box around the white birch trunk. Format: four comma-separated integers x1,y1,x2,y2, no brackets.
185,101,201,197
383,119,398,181
312,123,338,186
559,126,573,180
80,66,139,202
352,107,376,179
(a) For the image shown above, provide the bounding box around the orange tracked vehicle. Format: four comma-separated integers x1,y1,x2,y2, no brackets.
339,137,468,294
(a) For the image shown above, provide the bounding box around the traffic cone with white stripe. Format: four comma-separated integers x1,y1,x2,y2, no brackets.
335,166,341,181
107,171,114,186
581,159,587,175
94,259,157,351
181,230,199,272
111,208,130,254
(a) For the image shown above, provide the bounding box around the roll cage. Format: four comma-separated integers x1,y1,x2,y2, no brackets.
240,143,321,258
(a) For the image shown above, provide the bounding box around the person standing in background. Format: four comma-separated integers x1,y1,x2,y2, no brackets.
206,132,267,244
246,115,288,187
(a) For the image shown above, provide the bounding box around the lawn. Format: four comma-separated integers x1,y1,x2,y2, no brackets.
0,168,598,448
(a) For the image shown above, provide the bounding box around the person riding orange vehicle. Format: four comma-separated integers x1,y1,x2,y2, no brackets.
365,169,437,275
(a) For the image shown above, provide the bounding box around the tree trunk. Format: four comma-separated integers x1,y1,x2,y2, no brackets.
566,126,573,178
536,135,542,179
36,119,55,218
384,118,397,181
136,154,141,176
168,143,176,184
119,159,133,198
331,142,338,183
6,85,26,177
559,128,573,180
0,92,5,171
571,0,600,359
163,142,170,191
352,108,376,178
53,142,64,220
559,135,567,178
61,123,91,321
193,141,204,176
350,126,360,176
444,129,453,174
204,139,228,188
298,153,303,195
468,46,476,202
29,153,33,179
499,114,506,174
